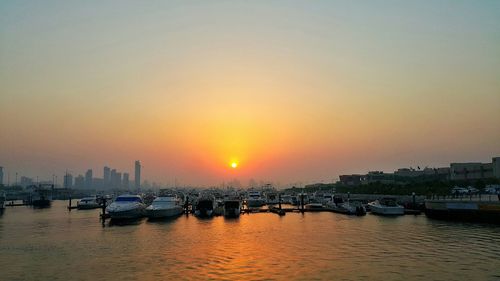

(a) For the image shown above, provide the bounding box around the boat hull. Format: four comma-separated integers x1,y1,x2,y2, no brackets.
32,200,51,208
369,205,404,215
108,208,144,219
146,207,183,218
77,203,101,210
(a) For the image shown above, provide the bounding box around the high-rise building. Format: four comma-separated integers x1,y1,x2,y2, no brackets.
135,160,141,189
123,173,129,189
85,169,93,188
63,172,73,189
115,172,122,188
103,166,111,185
20,176,33,188
110,169,117,188
74,175,85,188
0,166,3,186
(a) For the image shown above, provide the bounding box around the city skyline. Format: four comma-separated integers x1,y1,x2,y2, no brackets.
1,1,499,186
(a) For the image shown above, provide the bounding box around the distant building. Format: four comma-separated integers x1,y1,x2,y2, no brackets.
0,166,4,185
20,176,33,188
92,178,104,189
103,166,111,185
135,160,141,189
362,171,395,185
123,173,129,188
85,169,93,188
450,162,493,181
74,175,85,188
493,157,500,179
339,174,362,186
63,173,73,189
110,169,117,188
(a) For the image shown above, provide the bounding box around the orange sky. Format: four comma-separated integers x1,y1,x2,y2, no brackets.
1,1,499,187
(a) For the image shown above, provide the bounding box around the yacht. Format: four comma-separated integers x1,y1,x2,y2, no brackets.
0,192,5,210
77,197,101,210
195,195,216,217
266,192,279,205
146,194,183,219
281,194,293,204
368,198,404,215
305,203,324,210
246,191,265,207
223,199,241,218
106,194,146,219
30,184,53,208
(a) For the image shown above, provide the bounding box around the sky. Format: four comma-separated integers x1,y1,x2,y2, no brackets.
1,1,499,187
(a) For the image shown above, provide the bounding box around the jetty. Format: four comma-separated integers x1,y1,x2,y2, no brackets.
425,194,500,224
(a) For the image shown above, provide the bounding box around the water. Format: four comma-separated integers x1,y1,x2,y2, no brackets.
1,201,499,281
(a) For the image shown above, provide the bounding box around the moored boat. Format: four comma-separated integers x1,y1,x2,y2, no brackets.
195,195,216,217
246,191,265,207
368,198,404,215
77,196,101,210
223,199,241,218
106,194,146,219
146,194,183,219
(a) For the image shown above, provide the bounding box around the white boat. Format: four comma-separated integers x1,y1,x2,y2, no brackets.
368,198,404,215
266,193,279,205
30,184,53,208
281,194,293,204
77,197,101,210
146,194,183,219
195,195,216,217
106,194,146,219
246,191,265,207
0,192,5,210
223,199,241,218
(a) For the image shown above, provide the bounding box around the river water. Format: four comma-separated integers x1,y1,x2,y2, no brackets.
1,200,499,281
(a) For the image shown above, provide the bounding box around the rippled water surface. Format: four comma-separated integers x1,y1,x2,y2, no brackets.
1,201,499,281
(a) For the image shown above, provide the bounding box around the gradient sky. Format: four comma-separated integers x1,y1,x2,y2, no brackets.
1,1,499,187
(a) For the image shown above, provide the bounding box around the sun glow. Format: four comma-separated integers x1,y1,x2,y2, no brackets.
231,162,238,169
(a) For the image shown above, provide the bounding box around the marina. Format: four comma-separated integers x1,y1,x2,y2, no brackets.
1,200,499,281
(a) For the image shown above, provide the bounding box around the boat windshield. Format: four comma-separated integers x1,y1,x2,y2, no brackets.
116,197,141,202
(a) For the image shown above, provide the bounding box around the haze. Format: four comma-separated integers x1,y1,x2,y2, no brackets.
1,1,499,186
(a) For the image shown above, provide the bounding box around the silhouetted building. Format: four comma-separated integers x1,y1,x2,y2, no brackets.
20,176,33,188
0,166,3,185
493,157,500,179
450,162,493,181
123,173,129,188
103,166,111,185
85,169,93,188
63,173,73,189
135,160,141,189
339,174,363,186
74,175,85,188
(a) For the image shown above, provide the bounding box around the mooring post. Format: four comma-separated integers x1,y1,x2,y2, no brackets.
412,192,416,209
185,196,189,215
300,193,304,213
101,197,107,225
68,196,72,211
278,193,282,210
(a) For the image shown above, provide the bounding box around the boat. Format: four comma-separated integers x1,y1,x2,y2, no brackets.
195,195,216,217
30,184,53,208
305,203,324,210
223,199,241,218
266,192,279,205
106,194,146,219
246,191,265,207
146,194,183,219
368,198,405,215
0,192,5,210
281,194,293,204
77,196,101,210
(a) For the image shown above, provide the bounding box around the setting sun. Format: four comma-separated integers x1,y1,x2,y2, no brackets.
231,162,238,169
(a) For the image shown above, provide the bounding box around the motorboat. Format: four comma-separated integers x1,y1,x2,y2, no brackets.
223,199,241,218
305,203,324,210
368,198,404,215
337,200,366,216
106,194,146,219
146,194,183,219
246,191,265,207
77,196,101,210
281,194,293,204
30,184,53,208
0,192,5,210
195,195,216,217
266,192,279,205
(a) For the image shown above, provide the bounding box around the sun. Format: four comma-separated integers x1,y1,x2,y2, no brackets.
231,162,238,169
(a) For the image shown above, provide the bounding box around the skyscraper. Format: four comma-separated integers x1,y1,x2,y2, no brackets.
110,169,117,188
135,160,141,190
85,169,93,188
103,166,110,185
74,175,85,188
123,173,129,189
63,172,73,189
0,166,3,186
